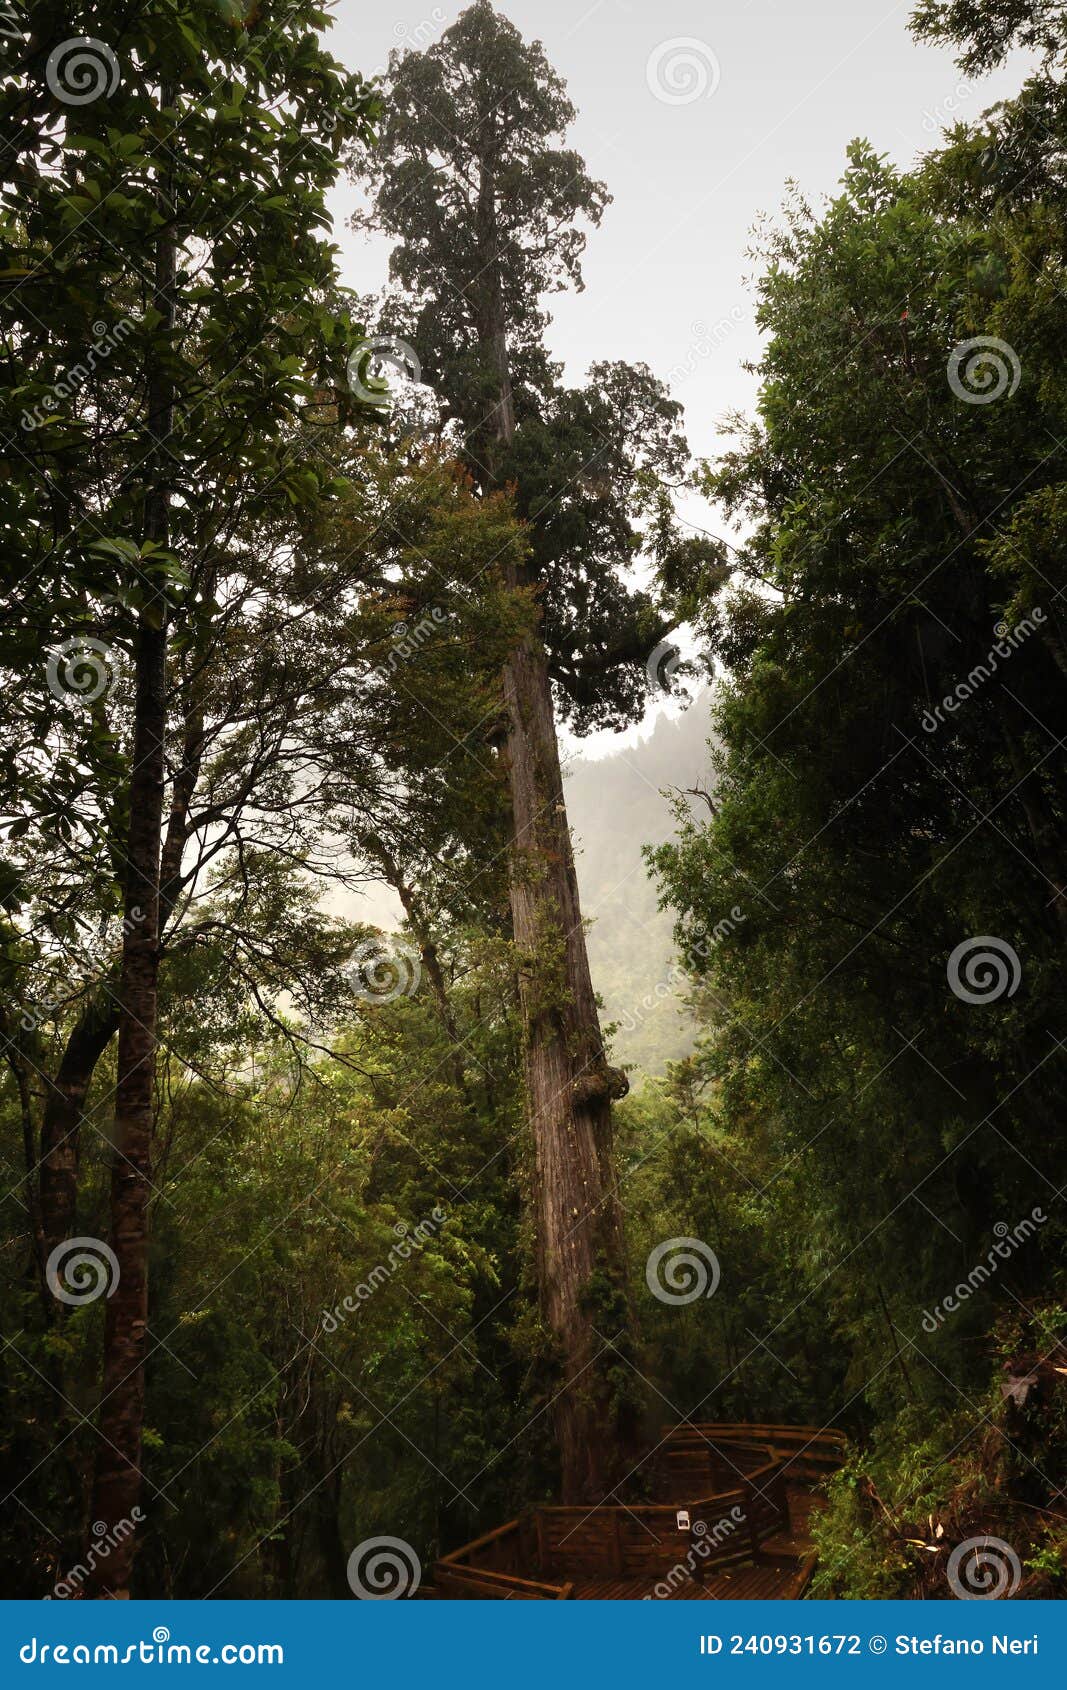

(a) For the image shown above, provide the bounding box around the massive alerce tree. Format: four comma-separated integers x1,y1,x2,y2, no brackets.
351,0,718,1499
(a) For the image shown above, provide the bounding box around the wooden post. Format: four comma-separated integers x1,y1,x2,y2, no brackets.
612,1511,624,1575
744,1481,761,1560
690,1520,705,1586
774,1465,790,1535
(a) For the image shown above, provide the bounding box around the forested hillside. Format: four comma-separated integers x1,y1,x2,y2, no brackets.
2,0,1066,1608
567,702,713,1075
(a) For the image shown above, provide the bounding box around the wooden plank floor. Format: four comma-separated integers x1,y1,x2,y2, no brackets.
571,1563,805,1600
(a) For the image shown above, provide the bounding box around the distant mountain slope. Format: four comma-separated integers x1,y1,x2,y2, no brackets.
337,694,716,1078
565,695,716,1077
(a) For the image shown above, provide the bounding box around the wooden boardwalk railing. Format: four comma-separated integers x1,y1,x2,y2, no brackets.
428,1421,846,1600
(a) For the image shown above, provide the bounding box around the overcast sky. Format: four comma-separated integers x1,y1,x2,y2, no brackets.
325,0,1030,752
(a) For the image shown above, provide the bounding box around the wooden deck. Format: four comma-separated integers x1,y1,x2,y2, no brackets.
428,1422,842,1601
572,1561,814,1601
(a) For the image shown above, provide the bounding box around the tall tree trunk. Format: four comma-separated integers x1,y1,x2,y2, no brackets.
474,151,636,1503
86,176,176,1599
503,629,633,1501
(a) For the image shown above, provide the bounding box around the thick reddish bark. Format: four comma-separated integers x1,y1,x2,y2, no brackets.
471,146,636,1502
503,629,632,1501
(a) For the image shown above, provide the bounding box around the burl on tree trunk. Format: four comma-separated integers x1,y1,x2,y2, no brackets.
503,621,635,1503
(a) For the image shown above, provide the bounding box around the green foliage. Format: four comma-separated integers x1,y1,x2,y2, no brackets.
7,0,1067,1604
653,124,1067,1425
910,0,1067,70
351,0,718,734
648,3,1067,1593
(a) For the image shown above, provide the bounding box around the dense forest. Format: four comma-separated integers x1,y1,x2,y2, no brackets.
1,0,1066,1603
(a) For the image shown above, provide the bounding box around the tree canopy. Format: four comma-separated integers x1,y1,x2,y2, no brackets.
1,0,1066,1605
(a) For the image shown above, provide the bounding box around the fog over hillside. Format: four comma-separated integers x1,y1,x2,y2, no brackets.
566,695,716,1077
342,694,716,1078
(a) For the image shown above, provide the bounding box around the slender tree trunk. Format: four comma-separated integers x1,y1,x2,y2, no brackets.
473,150,636,1503
37,618,200,1298
371,840,470,1104
38,995,119,1262
4,1039,49,1310
86,173,176,1598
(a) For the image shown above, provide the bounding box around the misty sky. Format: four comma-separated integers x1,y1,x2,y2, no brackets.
325,0,1030,752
